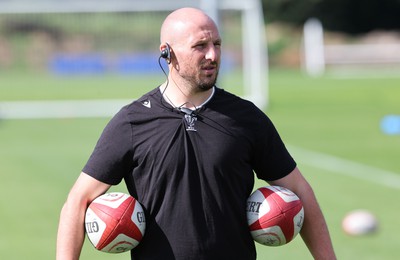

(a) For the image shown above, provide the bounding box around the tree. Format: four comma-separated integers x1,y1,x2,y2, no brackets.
263,0,400,34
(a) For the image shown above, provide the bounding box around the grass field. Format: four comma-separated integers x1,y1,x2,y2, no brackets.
0,69,399,259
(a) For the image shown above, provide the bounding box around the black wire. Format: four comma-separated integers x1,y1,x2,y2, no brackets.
158,56,197,113
158,56,207,115
158,56,172,111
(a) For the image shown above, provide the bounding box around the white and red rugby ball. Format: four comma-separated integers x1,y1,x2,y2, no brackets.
246,186,304,246
85,192,146,253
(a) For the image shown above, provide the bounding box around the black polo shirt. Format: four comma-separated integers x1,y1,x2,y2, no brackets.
83,87,296,260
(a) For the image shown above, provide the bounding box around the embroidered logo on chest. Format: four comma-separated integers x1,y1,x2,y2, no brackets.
184,114,197,131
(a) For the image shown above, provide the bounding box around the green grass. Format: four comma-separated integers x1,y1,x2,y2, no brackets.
0,70,399,259
267,71,399,172
0,71,165,101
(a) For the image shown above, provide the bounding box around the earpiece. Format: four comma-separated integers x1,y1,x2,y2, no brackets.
160,48,169,59
160,43,171,64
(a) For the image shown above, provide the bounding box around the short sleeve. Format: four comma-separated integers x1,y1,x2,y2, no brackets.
252,115,296,181
82,106,133,185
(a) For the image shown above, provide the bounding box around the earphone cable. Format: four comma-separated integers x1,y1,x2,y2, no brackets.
158,56,172,110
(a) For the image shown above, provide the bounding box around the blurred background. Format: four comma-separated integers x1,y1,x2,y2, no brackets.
0,0,399,259
2,0,400,77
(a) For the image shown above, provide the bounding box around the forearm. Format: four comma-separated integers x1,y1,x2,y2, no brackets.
299,184,336,260
56,201,86,260
56,172,111,259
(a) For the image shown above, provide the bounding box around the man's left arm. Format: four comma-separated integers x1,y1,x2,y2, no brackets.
268,167,337,260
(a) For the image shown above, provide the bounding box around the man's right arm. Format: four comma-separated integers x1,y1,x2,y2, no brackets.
56,172,111,260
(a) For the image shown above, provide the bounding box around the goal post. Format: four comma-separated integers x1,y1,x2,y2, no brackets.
302,17,400,77
0,0,269,119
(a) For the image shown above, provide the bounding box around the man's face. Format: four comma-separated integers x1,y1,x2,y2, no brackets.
173,22,222,91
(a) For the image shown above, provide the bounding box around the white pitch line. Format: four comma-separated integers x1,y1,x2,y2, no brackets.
0,99,132,119
288,145,400,190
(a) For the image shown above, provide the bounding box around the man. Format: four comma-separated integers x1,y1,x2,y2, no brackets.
57,7,336,260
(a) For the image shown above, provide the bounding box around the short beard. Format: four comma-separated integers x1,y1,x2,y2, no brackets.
178,62,219,92
198,76,217,91
198,68,219,91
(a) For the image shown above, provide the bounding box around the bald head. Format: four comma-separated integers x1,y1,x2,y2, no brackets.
160,7,219,45
159,8,222,93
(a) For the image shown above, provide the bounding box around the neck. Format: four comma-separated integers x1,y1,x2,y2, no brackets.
160,81,214,109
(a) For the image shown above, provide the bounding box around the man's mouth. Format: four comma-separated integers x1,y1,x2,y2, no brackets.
202,64,217,74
